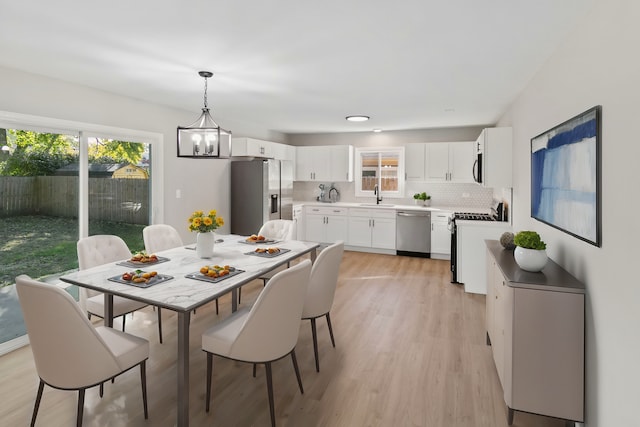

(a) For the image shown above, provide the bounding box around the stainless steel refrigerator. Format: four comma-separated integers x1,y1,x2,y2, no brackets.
230,159,293,236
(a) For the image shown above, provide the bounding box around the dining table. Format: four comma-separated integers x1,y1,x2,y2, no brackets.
60,234,319,427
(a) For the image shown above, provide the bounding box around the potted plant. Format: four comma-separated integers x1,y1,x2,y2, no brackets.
188,209,225,258
413,192,431,207
513,230,547,272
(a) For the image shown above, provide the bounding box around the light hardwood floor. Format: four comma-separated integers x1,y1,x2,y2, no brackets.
0,252,568,426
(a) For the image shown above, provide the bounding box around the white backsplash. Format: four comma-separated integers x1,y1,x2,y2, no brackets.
293,181,494,209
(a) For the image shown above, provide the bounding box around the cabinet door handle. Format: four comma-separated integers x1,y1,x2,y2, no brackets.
372,219,375,227
431,223,434,231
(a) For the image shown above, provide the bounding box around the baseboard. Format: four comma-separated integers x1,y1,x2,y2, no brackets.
0,335,29,357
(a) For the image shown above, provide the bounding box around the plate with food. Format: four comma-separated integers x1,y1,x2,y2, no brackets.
245,247,291,258
185,264,245,284
108,270,173,288
117,252,170,268
240,234,278,245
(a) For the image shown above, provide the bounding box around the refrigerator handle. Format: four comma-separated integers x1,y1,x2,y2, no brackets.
270,194,279,214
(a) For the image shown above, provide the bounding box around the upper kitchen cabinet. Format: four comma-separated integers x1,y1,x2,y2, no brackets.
424,141,475,183
231,137,274,158
404,143,426,181
295,145,354,182
474,127,512,188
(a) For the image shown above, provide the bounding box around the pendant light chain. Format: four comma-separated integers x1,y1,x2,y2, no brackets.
203,75,209,109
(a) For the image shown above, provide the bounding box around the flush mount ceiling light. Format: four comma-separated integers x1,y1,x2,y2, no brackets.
345,115,370,122
372,129,382,133
177,71,231,158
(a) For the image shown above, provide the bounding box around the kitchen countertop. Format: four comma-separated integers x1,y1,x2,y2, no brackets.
293,201,489,214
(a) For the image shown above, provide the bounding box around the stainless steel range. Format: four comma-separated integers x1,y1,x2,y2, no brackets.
450,202,505,284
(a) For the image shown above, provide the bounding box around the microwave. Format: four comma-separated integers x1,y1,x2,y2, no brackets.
473,136,484,184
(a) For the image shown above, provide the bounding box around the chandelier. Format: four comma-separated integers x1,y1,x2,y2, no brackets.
177,71,231,157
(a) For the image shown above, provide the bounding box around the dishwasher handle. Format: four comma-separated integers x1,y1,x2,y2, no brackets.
397,211,431,218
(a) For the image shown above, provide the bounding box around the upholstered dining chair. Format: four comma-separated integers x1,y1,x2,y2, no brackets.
142,223,183,253
15,274,150,427
239,219,296,304
143,224,218,315
301,240,344,372
77,235,163,343
202,259,312,427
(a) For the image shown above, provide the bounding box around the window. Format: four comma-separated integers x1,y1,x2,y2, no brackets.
0,111,163,354
355,147,405,198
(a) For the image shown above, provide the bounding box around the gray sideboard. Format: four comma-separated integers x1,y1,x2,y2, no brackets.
485,240,585,426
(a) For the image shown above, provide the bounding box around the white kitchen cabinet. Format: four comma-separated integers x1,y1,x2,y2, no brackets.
347,208,396,250
485,241,584,425
231,137,274,158
272,142,295,161
295,145,353,182
304,206,348,244
430,211,451,259
404,143,426,181
475,127,512,188
424,141,475,183
293,205,305,241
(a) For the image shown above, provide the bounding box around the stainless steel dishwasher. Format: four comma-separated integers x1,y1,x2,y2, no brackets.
396,210,431,257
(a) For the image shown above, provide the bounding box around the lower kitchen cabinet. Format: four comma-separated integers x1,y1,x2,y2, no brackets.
485,240,585,426
304,206,348,244
430,211,451,259
347,208,396,250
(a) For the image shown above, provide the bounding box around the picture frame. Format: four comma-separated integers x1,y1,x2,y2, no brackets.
530,106,602,247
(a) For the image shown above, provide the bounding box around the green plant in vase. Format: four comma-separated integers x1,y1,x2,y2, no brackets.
513,230,547,272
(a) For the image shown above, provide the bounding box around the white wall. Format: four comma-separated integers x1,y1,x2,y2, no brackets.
0,65,284,243
498,1,640,425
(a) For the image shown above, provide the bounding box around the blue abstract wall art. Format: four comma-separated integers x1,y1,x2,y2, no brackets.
531,106,601,246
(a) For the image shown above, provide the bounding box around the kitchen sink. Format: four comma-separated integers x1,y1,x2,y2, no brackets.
359,203,395,207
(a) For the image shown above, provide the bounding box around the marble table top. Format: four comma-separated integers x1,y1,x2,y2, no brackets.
61,234,319,312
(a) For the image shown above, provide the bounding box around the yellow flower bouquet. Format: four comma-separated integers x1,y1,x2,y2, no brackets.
188,210,224,233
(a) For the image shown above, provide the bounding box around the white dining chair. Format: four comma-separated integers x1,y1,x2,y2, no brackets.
77,235,163,343
239,219,296,304
202,259,312,427
15,274,150,427
142,223,183,253
301,240,344,372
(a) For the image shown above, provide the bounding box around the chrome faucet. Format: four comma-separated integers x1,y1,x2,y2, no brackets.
373,184,383,204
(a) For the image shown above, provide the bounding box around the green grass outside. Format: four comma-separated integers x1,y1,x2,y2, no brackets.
0,215,146,288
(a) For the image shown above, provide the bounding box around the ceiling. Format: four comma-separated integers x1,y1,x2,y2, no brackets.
0,0,593,135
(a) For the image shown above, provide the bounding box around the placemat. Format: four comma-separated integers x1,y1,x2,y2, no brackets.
116,256,170,268
244,248,291,258
239,239,278,245
185,268,245,284
108,273,174,288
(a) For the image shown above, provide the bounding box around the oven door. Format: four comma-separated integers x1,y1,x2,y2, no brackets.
450,219,458,283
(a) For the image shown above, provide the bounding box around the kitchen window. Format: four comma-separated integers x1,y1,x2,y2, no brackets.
355,147,405,199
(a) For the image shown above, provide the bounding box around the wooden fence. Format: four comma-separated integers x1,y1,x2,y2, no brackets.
0,176,149,224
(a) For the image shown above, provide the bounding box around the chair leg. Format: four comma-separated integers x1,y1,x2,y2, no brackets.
215,298,219,315
140,360,148,419
265,362,276,427
30,379,45,427
157,307,163,344
253,363,257,378
291,349,304,394
205,353,213,412
76,389,85,427
326,312,336,347
238,287,242,304
99,382,104,397
310,318,320,372
122,314,126,332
